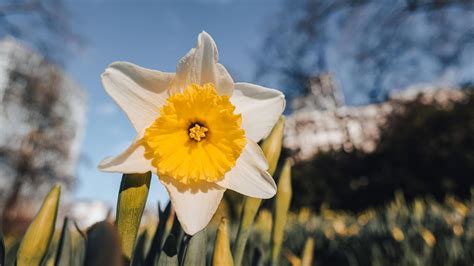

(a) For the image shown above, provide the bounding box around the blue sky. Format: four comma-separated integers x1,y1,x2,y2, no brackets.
65,1,281,206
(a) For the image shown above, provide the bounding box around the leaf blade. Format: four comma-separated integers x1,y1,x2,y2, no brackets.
116,172,152,261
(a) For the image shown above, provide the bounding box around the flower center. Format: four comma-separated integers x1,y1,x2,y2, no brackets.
143,83,246,185
188,123,208,142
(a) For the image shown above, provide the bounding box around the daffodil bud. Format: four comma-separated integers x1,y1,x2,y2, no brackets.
212,218,234,266
85,221,123,266
261,116,285,176
17,185,61,266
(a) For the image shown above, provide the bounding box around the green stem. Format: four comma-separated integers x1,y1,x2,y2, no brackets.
116,172,151,261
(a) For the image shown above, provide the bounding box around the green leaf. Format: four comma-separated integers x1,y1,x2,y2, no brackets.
85,221,124,266
17,185,61,266
271,159,292,265
156,234,178,266
145,202,172,265
169,213,184,258
233,116,285,266
54,217,73,266
182,229,207,266
116,172,152,261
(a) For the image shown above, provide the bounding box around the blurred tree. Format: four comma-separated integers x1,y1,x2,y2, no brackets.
257,0,474,102
0,0,81,63
0,1,83,233
0,43,85,233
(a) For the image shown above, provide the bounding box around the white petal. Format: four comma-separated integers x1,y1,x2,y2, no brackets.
217,140,276,199
101,61,174,132
98,131,154,174
172,31,233,96
160,179,225,235
231,82,286,142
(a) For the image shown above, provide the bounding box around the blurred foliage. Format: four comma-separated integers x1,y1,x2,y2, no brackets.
250,191,474,266
291,89,474,211
3,160,474,265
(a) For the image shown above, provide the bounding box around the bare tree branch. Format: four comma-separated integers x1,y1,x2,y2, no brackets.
257,0,474,104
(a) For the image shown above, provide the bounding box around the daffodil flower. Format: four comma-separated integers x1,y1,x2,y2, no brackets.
98,32,285,235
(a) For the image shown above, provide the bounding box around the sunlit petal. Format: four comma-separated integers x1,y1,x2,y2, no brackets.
160,178,226,235
217,140,276,198
172,31,233,96
101,61,174,132
98,131,154,174
231,82,285,142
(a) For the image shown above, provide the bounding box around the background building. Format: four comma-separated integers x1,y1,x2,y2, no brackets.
285,75,468,162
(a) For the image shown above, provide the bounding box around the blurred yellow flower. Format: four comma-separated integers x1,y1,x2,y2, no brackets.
453,224,464,236
391,226,405,242
298,207,311,223
324,227,335,240
333,220,346,235
98,32,285,235
420,228,436,247
346,224,360,236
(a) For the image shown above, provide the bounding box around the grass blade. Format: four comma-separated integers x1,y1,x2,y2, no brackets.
145,202,172,266
54,217,73,266
156,234,178,266
71,221,86,266
132,230,148,266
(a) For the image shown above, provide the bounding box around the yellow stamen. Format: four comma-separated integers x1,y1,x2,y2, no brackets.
188,124,208,142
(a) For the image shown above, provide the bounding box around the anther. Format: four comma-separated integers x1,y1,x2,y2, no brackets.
189,124,208,142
